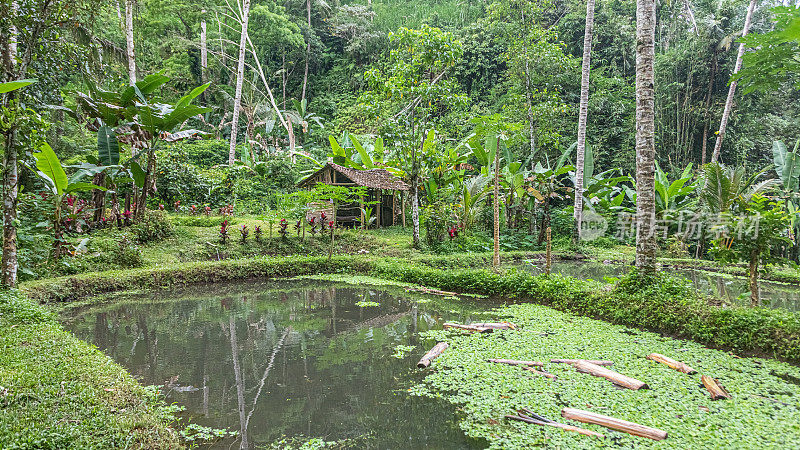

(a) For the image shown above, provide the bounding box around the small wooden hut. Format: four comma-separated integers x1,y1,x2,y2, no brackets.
297,162,410,228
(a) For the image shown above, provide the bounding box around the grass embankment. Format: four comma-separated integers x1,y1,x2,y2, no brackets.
0,291,180,449
23,255,800,362
413,303,800,448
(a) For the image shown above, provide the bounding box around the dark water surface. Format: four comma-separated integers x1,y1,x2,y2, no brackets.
522,260,800,311
62,279,490,449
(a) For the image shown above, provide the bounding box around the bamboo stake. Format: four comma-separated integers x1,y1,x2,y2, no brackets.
561,408,667,441
488,358,544,367
405,286,458,296
417,342,448,368
550,359,613,366
701,375,731,400
506,413,605,438
573,360,649,390
646,353,697,374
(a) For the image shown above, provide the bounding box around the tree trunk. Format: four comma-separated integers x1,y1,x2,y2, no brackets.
125,0,137,85
574,0,596,242
700,51,717,164
228,0,252,165
2,11,19,287
710,0,757,164
200,10,208,83
302,0,311,101
635,0,657,275
749,248,760,306
493,136,501,270
92,172,106,224
2,127,18,287
136,148,156,219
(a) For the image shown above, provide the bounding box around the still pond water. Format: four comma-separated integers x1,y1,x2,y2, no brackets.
522,261,800,311
62,279,491,449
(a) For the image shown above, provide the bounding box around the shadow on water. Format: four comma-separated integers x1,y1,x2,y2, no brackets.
520,260,800,311
62,279,492,449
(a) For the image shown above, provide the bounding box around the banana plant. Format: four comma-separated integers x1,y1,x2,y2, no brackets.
772,139,800,258
654,162,697,214
29,143,105,257
0,79,36,94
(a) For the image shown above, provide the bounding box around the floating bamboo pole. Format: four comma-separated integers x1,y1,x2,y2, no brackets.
550,359,614,367
443,323,491,333
406,286,457,296
573,360,649,390
701,375,731,400
506,412,605,438
646,353,697,374
561,408,667,441
487,358,544,367
417,342,448,368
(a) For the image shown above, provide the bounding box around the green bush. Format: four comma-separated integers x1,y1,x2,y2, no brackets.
131,210,175,244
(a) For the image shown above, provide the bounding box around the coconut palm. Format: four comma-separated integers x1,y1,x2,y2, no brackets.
635,0,658,274
699,163,779,214
574,0,596,241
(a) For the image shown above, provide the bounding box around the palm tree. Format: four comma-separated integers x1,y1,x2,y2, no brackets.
125,0,137,84
711,0,758,163
699,163,778,214
574,0,596,242
229,0,253,165
635,0,657,275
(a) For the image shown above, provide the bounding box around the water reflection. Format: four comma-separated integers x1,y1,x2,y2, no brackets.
63,280,486,449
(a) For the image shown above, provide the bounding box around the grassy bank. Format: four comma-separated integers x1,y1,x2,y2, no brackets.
22,255,800,362
0,291,181,448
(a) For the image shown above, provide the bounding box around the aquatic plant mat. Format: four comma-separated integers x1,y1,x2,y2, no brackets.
412,303,800,448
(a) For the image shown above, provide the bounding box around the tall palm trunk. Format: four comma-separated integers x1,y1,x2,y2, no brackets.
711,0,757,164
302,0,311,101
493,136,501,270
574,0,596,242
2,3,19,287
200,9,208,83
125,0,137,84
635,0,657,275
229,0,252,165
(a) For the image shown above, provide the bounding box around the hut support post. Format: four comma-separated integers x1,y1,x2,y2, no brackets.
376,190,382,228
392,191,396,226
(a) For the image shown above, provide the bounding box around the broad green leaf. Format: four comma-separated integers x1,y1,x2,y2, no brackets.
352,136,374,169
65,182,106,194
583,143,594,185
33,143,68,195
0,79,36,94
98,126,120,166
130,160,146,188
175,82,211,109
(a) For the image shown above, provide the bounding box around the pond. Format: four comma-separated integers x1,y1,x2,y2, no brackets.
521,260,800,311
61,278,492,449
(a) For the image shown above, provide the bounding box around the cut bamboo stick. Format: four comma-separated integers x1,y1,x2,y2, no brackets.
524,367,558,380
488,358,544,367
551,359,614,366
561,408,667,441
701,375,731,400
646,353,697,374
443,323,491,333
573,360,649,390
505,414,605,438
417,342,448,368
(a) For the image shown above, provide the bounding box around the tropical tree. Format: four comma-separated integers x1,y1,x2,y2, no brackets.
574,0,596,242
635,0,658,275
736,5,800,94
772,139,800,259
711,0,759,163
360,25,465,248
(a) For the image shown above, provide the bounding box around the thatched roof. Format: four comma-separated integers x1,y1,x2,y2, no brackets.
298,162,410,191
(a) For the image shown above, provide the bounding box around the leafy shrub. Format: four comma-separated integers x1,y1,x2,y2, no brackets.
130,210,175,244
112,235,144,268
165,139,229,167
